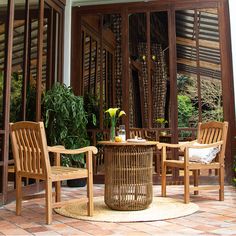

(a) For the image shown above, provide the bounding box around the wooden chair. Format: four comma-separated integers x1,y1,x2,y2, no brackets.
158,121,228,203
129,129,143,139
10,121,98,224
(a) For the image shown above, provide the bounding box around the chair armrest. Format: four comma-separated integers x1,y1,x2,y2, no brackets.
157,142,187,150
48,146,98,167
157,139,222,151
182,140,223,150
48,145,65,150
48,146,98,155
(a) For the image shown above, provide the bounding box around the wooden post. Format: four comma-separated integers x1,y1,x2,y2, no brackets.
218,0,235,182
121,8,130,134
36,0,44,121
146,11,152,128
2,0,14,203
22,0,29,120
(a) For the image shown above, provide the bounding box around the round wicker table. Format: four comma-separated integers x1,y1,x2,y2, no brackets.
98,141,158,211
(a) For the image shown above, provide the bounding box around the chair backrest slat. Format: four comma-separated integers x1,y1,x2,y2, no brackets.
23,128,32,172
10,121,51,178
27,129,37,173
27,128,41,174
197,121,228,161
33,129,43,174
130,130,143,139
16,131,26,170
212,128,219,142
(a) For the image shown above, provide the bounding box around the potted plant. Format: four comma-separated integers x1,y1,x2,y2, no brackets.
43,83,90,187
156,118,168,136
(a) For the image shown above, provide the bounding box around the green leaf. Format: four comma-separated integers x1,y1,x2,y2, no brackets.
42,83,89,167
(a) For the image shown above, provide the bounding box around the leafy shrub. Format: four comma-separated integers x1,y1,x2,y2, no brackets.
178,95,195,127
43,83,89,167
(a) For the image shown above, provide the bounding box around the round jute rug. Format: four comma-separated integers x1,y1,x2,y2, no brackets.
54,196,199,222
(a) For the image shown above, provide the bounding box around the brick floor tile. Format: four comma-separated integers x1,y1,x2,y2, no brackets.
25,226,50,233
210,228,236,235
0,185,235,235
0,228,32,235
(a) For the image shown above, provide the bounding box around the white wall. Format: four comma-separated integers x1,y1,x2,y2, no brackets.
229,0,236,109
63,0,72,86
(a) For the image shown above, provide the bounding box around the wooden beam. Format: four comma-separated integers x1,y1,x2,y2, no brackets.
199,8,218,15
176,36,219,49
177,58,221,71
177,70,220,80
130,60,142,72
31,55,47,66
0,20,24,34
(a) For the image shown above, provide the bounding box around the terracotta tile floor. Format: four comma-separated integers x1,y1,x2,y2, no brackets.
0,184,236,235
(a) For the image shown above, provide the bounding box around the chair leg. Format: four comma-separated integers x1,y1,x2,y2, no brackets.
87,174,94,216
193,170,199,195
161,163,167,197
45,179,53,224
16,174,22,215
55,181,61,202
219,166,224,201
184,168,190,203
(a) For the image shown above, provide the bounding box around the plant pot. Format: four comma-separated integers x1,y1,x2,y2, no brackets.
160,131,167,136
67,178,87,187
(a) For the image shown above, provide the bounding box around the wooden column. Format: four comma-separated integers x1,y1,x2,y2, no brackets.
22,0,29,120
46,8,54,90
168,7,179,180
168,8,178,143
88,36,92,92
146,11,152,128
99,14,104,130
121,8,130,133
194,9,202,122
36,0,44,121
2,0,14,203
71,9,81,95
94,40,98,96
57,9,64,84
218,0,235,182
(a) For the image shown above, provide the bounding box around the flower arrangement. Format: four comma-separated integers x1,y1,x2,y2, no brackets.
105,108,126,141
156,118,168,130
156,118,168,125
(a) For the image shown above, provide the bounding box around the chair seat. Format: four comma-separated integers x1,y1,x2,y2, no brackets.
51,166,88,181
165,160,221,170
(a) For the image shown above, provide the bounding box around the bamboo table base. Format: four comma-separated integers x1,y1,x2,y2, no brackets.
100,141,157,211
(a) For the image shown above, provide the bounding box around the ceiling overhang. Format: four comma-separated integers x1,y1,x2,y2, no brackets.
72,0,148,7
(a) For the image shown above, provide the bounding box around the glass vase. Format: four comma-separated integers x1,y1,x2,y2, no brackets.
110,123,116,142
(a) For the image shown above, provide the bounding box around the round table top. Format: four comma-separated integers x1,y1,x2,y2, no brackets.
98,140,159,146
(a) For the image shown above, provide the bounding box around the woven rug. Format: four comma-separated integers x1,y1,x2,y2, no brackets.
54,196,199,222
